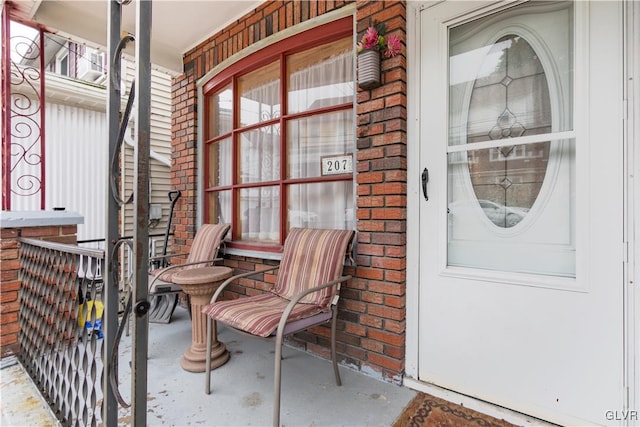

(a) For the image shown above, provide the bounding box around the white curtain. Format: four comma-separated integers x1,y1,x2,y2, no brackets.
287,50,354,230
238,49,354,241
241,80,280,241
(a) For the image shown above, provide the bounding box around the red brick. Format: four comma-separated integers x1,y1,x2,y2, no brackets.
371,183,406,195
357,147,385,161
368,329,404,347
362,338,384,353
370,233,405,246
360,314,383,329
21,226,60,238
357,172,384,184
0,229,18,238
361,291,384,304
384,344,404,359
0,239,18,250
367,280,406,296
385,270,406,283
0,259,20,271
0,322,19,335
384,295,405,308
0,312,18,325
385,319,405,334
344,300,367,313
368,305,405,321
356,244,384,256
0,291,18,304
0,333,17,347
371,257,405,271
0,301,20,314
344,322,366,337
367,352,403,372
371,208,406,220
357,196,385,207
0,270,18,284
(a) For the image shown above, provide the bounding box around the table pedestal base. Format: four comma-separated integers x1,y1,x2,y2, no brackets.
180,340,229,373
172,266,233,373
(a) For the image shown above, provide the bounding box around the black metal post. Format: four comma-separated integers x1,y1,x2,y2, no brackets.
104,1,122,425
131,0,152,425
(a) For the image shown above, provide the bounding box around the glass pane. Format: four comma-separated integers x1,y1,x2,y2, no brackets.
447,138,575,277
239,61,281,127
208,85,232,139
206,190,232,225
207,137,232,188
468,138,550,228
287,110,354,179
239,186,280,243
448,3,573,146
239,126,280,184
287,37,354,114
288,181,354,230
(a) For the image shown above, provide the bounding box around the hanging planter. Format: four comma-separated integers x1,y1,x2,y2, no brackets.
356,23,401,91
357,50,381,90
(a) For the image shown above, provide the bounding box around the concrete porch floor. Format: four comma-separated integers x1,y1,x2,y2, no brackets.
115,306,416,426
1,306,536,426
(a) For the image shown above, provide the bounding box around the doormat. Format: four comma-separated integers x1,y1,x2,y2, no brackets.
392,392,517,427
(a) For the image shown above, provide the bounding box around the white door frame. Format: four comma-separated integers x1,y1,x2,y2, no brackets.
404,1,639,424
625,1,640,422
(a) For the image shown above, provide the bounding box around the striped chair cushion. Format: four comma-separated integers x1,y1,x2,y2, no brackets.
151,223,230,283
202,293,325,338
272,228,354,307
204,228,354,337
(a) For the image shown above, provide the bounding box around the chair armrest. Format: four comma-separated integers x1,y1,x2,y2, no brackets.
149,258,225,290
275,275,352,339
209,265,280,304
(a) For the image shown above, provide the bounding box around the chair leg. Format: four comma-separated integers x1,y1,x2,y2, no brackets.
205,317,213,394
273,330,285,427
330,308,342,386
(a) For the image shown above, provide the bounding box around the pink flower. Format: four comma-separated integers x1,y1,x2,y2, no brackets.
360,27,380,50
384,34,401,58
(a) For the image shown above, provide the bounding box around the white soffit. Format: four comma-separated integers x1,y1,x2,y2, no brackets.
18,0,263,74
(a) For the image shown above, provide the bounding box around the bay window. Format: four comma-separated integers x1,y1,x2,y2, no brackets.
203,18,354,251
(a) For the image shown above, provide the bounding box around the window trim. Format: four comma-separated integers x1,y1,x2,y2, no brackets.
200,16,355,252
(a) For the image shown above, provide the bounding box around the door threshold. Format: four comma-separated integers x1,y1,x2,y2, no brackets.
403,377,559,427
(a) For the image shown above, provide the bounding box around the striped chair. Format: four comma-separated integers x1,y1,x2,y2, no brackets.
148,223,231,323
203,227,355,427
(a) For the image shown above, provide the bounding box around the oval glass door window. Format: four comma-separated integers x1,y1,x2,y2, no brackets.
467,35,551,228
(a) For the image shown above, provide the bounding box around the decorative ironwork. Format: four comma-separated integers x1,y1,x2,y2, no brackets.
18,238,105,427
4,18,46,209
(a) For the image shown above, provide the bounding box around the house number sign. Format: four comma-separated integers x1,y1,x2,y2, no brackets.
321,155,353,176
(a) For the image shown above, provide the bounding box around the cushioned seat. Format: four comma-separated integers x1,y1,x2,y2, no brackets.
147,223,230,322
203,227,355,427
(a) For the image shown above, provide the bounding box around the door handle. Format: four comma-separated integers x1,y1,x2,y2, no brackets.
421,168,429,201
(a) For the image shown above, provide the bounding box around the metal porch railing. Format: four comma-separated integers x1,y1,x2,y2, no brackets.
18,237,108,427
17,232,171,426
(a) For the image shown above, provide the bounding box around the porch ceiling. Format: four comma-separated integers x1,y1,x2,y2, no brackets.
12,0,264,74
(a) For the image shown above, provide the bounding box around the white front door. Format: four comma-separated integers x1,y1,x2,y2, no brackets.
418,1,625,425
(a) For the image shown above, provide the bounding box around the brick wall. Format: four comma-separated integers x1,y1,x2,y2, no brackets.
0,225,78,357
171,0,407,382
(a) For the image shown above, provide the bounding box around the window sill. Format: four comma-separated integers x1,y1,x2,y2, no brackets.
224,246,283,261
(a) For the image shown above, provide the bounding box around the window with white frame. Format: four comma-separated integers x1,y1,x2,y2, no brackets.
55,47,69,77
203,18,354,251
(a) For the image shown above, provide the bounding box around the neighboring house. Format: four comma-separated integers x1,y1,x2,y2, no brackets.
6,1,640,426
7,27,173,246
